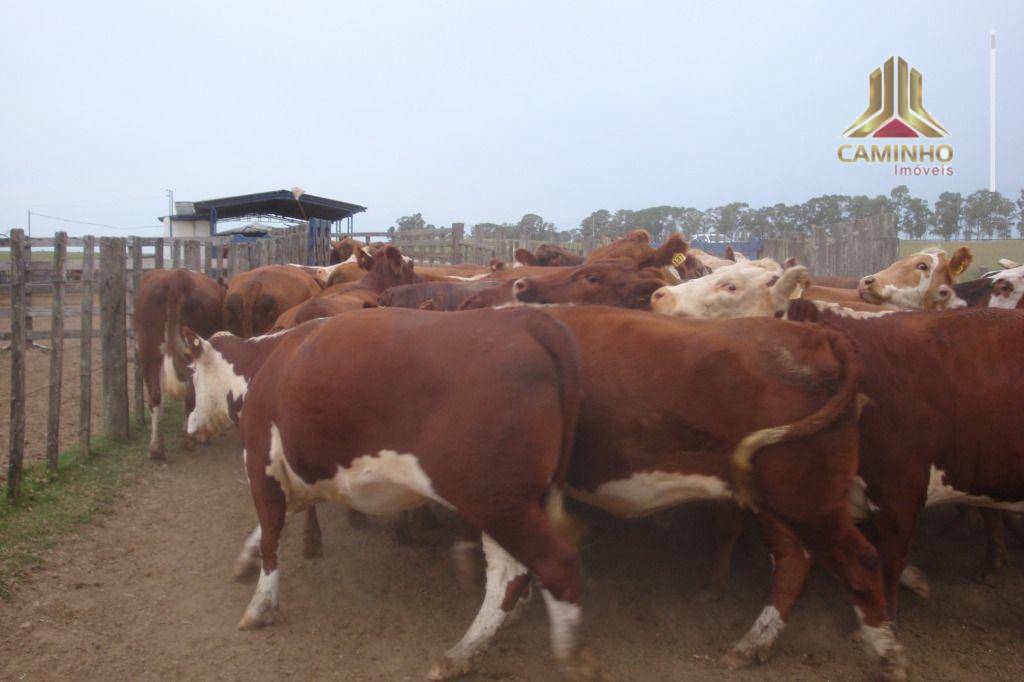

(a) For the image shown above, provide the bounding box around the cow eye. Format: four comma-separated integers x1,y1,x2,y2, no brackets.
586,275,599,284
917,262,929,271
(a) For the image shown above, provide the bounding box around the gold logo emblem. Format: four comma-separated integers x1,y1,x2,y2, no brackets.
844,56,947,138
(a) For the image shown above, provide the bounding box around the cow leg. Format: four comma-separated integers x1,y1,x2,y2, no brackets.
452,522,482,590
303,506,323,559
871,499,922,619
180,380,198,450
143,359,164,460
722,511,812,668
698,503,745,601
977,509,1007,586
428,534,529,680
239,475,286,630
234,525,262,582
807,517,907,681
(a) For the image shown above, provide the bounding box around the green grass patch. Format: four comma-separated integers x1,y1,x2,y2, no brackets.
0,405,180,598
901,239,1024,279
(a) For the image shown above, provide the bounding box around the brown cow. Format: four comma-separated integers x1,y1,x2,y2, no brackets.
328,237,364,264
782,303,1024,624
317,244,416,305
224,265,321,337
535,244,584,267
181,309,593,679
512,261,671,309
378,280,502,310
271,295,367,330
536,306,905,678
133,268,224,460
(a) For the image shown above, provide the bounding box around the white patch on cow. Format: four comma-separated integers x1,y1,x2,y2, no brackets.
440,534,527,669
808,300,896,319
988,264,1024,309
661,265,683,284
186,339,248,437
848,475,880,521
447,272,490,282
899,565,930,598
568,471,731,518
149,403,164,452
728,606,785,662
234,525,262,578
161,352,187,400
240,567,279,627
651,262,786,319
924,466,1024,512
511,261,524,269
541,589,582,661
878,252,939,309
263,423,451,515
853,606,904,668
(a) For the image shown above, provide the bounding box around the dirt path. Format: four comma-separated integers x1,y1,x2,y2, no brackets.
1,433,1023,681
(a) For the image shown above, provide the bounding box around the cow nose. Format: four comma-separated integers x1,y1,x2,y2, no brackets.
513,279,528,293
861,276,876,287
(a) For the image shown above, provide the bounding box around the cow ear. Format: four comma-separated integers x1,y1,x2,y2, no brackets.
948,246,973,278
769,266,810,307
180,326,204,361
515,249,538,266
356,247,374,271
724,245,736,262
645,233,688,268
998,258,1020,270
783,257,799,269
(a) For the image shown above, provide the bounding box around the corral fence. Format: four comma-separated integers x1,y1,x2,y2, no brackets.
760,214,899,278
386,223,584,265
2,224,331,501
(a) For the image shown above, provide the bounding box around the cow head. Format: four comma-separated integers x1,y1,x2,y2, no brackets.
513,261,669,309
514,249,539,267
534,244,584,267
359,244,416,289
180,327,248,441
330,238,363,264
988,264,1024,309
651,262,810,319
858,247,972,310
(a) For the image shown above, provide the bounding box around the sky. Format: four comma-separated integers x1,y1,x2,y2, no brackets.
1,0,1021,237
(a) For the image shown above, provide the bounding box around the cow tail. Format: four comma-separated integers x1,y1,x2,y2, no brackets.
162,271,191,400
241,280,263,338
525,311,587,546
730,325,864,508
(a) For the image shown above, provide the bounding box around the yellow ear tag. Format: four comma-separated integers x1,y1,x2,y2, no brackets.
672,252,686,267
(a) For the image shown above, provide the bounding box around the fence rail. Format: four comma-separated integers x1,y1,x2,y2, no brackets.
3,224,325,500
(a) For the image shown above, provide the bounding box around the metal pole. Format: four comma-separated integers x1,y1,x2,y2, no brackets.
26,210,31,238
166,189,174,239
989,29,996,192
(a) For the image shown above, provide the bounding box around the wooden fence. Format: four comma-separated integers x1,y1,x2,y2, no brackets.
760,214,899,278
388,224,584,266
2,225,324,501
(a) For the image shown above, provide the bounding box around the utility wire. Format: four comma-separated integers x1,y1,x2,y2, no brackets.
28,212,163,231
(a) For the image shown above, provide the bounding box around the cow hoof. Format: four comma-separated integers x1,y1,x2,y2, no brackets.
148,445,166,462
233,557,261,584
426,656,472,680
180,434,197,451
237,603,276,630
899,565,930,599
721,641,768,670
561,646,601,681
878,647,909,681
194,431,211,446
346,509,370,529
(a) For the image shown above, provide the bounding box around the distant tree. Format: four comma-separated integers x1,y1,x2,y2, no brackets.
395,213,428,233
580,210,613,240
889,185,912,236
933,192,964,240
716,202,750,238
1017,189,1024,238
964,190,1015,240
903,197,932,239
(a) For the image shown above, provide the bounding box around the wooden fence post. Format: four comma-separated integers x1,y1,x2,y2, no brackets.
45,232,67,473
451,223,465,264
7,229,27,500
154,237,164,270
216,239,225,277
99,238,130,440
131,238,145,425
79,236,95,456
171,239,181,268
227,241,237,278
203,241,213,275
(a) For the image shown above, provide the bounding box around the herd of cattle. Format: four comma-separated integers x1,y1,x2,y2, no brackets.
132,231,1024,680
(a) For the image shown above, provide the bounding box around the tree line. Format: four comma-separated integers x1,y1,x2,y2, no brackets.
392,186,1024,244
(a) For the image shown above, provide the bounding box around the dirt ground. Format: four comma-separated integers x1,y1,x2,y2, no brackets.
0,432,1022,681
0,341,141,482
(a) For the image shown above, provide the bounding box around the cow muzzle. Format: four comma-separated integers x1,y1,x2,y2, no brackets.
857,276,886,304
